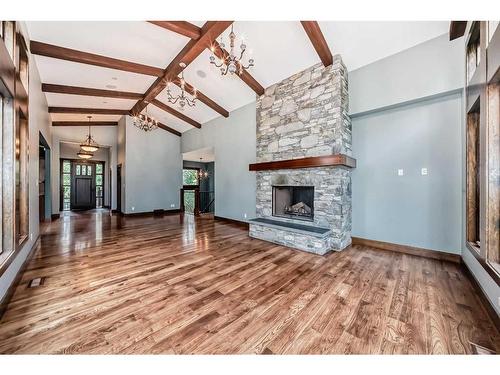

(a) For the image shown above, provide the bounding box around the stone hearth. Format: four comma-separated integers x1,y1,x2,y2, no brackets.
249,56,353,255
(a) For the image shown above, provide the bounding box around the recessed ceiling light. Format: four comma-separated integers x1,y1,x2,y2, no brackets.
102,101,108,104
196,70,207,78
106,84,117,89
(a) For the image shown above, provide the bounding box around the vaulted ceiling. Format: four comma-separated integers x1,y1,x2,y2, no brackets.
26,21,449,135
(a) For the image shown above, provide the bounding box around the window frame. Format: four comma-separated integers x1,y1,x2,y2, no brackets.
182,167,200,189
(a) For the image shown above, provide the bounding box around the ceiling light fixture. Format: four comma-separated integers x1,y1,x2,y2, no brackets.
209,24,254,76
166,63,197,110
79,116,100,153
77,150,94,160
132,103,159,132
198,158,209,180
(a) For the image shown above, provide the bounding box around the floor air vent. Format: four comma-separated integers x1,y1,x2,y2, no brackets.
27,277,45,288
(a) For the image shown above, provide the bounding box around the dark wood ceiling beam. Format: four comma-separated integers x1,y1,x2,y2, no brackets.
300,21,333,67
42,83,144,100
130,21,233,116
30,41,164,77
33,42,227,117
449,21,467,41
172,77,229,117
148,21,201,40
151,99,201,128
52,121,118,127
157,122,182,137
48,107,129,115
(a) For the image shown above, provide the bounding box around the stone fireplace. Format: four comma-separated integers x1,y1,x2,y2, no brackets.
248,55,355,255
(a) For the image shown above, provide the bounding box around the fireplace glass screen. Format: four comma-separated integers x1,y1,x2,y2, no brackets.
272,186,314,222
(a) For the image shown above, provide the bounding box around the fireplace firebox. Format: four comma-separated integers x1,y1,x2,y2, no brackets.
272,186,314,222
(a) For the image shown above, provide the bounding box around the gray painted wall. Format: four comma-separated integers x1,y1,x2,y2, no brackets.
349,34,464,116
123,116,182,214
181,102,256,221
0,23,52,302
352,92,463,253
349,30,465,256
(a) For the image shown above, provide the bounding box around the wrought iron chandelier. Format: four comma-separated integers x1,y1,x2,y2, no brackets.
133,104,159,132
79,116,100,153
198,158,209,180
166,63,197,110
209,24,254,76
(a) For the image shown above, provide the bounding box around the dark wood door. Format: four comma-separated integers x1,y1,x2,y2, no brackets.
116,164,122,213
71,162,95,210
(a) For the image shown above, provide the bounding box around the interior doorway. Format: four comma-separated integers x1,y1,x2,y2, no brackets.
39,132,51,222
181,147,215,216
116,164,122,214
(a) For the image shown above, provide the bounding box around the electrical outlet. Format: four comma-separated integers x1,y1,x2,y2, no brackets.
421,168,428,176
170,203,175,208
398,169,404,176
131,206,135,211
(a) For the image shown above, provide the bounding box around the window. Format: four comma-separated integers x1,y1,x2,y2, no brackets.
1,21,31,271
2,22,15,62
466,101,480,249
0,30,18,269
467,22,481,82
14,111,29,247
183,168,199,186
486,82,499,275
62,160,71,211
95,163,103,208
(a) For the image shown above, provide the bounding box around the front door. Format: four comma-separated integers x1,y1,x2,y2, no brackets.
71,162,95,210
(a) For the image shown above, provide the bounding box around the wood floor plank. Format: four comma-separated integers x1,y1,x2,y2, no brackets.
0,210,498,354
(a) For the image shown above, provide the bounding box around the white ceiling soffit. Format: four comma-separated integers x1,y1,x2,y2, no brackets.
182,147,215,162
27,21,449,132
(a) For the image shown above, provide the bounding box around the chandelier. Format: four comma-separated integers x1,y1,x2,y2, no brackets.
77,150,93,160
209,24,254,75
133,104,159,132
198,158,209,180
166,63,197,110
80,116,100,153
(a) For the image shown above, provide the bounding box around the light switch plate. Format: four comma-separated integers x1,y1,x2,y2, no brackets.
421,168,428,175
398,169,404,176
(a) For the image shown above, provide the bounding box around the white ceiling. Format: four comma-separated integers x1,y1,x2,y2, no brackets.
26,21,448,134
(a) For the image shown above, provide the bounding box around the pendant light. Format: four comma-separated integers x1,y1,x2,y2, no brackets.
80,116,100,152
77,150,93,160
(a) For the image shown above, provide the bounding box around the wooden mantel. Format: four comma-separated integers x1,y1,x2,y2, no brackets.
249,154,356,171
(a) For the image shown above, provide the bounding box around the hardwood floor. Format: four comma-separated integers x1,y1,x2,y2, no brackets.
0,210,498,354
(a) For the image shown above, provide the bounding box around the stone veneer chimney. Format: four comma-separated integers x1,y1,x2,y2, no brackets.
249,55,353,254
